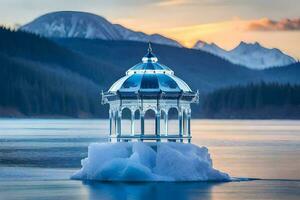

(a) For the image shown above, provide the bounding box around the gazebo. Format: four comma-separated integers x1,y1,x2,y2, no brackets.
101,43,199,143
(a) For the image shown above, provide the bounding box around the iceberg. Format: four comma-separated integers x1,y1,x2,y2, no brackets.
71,142,230,182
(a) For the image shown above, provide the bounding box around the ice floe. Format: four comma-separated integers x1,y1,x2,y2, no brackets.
72,142,230,182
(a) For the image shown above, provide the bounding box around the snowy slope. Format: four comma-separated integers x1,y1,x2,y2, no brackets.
193,41,296,69
20,11,181,47
193,40,227,57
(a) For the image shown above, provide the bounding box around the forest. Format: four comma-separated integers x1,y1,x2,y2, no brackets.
200,82,300,119
0,27,300,119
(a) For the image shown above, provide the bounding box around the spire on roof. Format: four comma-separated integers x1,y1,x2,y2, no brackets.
141,41,158,63
148,41,152,53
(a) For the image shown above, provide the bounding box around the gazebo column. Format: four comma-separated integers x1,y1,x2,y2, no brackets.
140,111,145,139
183,111,186,136
183,111,186,142
164,111,168,136
155,111,161,141
114,110,117,136
131,110,135,136
114,110,118,141
179,109,183,142
187,111,191,143
117,110,122,141
109,110,113,142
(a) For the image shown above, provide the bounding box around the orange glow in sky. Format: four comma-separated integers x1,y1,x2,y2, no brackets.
115,18,300,59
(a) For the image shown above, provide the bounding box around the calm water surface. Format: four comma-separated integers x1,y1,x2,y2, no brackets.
0,119,299,200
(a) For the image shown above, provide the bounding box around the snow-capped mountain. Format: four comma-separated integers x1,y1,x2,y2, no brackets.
193,41,296,69
20,11,296,69
20,11,181,47
194,40,227,57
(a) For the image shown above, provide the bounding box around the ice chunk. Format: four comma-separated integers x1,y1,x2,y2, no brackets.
71,142,230,182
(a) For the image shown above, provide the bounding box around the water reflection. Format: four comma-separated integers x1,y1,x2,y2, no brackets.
84,181,224,200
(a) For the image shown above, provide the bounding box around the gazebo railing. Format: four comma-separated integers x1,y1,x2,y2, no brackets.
109,134,191,143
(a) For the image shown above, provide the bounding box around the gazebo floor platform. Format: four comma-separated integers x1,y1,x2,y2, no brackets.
109,134,191,142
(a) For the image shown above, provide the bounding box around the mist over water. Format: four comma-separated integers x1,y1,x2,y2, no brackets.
0,119,300,199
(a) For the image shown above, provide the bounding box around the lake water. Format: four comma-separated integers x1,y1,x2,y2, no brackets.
0,119,299,200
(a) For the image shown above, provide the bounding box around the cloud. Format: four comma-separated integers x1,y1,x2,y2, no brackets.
154,0,191,7
246,18,300,31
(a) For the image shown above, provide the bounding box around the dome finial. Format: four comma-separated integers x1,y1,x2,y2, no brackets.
141,41,158,63
148,41,152,53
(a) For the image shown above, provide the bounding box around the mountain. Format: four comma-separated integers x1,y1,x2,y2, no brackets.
55,37,300,89
54,37,259,93
1,27,300,118
193,40,227,57
20,11,296,69
193,41,296,69
20,11,181,47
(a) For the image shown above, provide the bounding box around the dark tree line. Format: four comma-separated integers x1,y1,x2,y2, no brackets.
200,82,300,119
0,53,107,117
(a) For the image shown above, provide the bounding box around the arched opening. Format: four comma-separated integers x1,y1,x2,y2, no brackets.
168,107,179,134
121,107,131,134
144,109,156,135
134,109,141,134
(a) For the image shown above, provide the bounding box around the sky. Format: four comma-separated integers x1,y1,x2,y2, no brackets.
1,0,300,58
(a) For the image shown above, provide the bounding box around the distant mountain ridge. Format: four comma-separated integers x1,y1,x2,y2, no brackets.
193,40,296,69
20,11,296,69
20,11,181,47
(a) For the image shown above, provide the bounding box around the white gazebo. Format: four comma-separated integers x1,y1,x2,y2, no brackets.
101,43,199,143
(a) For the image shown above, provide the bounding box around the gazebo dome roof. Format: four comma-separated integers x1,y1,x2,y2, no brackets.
109,73,192,93
108,44,192,94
